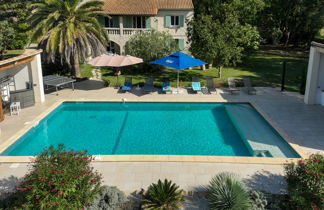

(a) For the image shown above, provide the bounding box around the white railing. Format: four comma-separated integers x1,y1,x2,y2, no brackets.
106,28,151,36
107,28,121,35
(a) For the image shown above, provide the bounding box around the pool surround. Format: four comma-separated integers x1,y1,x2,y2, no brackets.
0,99,306,164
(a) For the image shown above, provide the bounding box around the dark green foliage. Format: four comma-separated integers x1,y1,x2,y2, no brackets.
0,21,16,60
256,0,324,46
285,154,324,209
188,0,263,77
0,0,37,50
15,145,102,209
0,190,26,209
142,179,185,210
87,186,128,210
207,172,251,210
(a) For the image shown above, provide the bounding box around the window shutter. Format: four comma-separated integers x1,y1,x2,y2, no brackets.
179,15,184,27
179,39,185,50
165,16,171,27
146,17,151,28
98,16,105,26
124,16,133,28
112,16,120,28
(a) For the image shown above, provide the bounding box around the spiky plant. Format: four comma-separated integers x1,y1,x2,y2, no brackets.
29,0,108,77
142,179,185,210
207,172,251,210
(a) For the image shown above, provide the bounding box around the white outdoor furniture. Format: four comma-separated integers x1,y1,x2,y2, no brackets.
10,102,21,115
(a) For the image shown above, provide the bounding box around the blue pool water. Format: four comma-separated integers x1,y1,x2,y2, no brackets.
1,102,300,158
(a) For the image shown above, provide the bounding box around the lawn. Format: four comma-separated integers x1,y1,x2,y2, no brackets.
81,47,309,92
1,49,25,60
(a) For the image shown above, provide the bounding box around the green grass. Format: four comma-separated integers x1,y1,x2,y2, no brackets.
1,49,25,60
81,48,309,92
80,63,93,78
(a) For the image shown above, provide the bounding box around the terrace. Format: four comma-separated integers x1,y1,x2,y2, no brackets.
0,81,323,195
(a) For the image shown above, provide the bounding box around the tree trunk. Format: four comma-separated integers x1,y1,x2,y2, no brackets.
0,93,4,122
218,66,222,78
72,54,81,78
284,31,290,46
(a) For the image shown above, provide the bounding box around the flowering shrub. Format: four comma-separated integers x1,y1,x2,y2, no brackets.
15,145,102,209
285,154,324,209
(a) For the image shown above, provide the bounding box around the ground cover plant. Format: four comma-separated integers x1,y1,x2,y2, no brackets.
0,145,102,209
285,154,324,209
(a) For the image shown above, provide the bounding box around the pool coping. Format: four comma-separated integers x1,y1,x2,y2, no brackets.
0,99,307,164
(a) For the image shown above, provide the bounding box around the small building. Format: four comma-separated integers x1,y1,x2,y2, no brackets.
0,50,45,112
304,42,324,106
100,0,194,54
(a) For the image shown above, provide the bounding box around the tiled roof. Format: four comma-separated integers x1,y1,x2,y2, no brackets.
102,0,194,15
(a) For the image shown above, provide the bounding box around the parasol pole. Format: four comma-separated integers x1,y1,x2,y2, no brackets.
177,70,179,93
0,91,4,122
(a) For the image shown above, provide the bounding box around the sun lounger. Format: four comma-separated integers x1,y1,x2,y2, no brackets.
206,77,217,93
191,77,201,93
121,77,132,92
144,78,154,93
228,77,240,94
162,82,172,93
243,77,256,95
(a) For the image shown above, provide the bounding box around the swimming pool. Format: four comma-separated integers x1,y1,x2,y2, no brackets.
0,102,300,158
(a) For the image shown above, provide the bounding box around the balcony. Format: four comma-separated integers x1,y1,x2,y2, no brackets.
106,28,151,36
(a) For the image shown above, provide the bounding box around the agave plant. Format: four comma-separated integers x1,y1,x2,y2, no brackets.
207,172,251,210
29,0,108,77
142,179,185,210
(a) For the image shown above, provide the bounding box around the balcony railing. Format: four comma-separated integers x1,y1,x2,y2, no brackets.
106,28,150,36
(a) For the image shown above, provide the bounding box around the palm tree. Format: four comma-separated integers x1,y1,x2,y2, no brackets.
142,179,185,210
29,0,108,78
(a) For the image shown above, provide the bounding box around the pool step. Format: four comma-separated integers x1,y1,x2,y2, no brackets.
224,104,299,158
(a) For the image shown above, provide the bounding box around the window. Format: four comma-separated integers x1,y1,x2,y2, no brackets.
132,16,146,28
171,16,180,27
105,16,119,28
175,39,185,50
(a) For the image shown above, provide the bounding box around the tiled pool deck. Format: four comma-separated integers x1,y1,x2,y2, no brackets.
0,80,323,194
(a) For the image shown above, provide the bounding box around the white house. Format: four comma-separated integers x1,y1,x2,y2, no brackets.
0,50,45,110
100,0,194,54
304,42,324,106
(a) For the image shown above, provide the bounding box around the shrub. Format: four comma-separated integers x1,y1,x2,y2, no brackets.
249,190,267,210
15,145,102,209
207,172,251,210
142,179,184,210
88,186,128,210
284,154,324,209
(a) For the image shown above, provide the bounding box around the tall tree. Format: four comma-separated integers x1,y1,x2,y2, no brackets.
29,0,109,77
0,21,16,60
188,0,263,77
0,0,38,49
257,0,324,46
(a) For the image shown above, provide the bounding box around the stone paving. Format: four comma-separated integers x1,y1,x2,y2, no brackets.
0,80,323,197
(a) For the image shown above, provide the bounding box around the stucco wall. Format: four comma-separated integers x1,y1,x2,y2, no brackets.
153,10,194,52
316,54,324,103
107,9,194,54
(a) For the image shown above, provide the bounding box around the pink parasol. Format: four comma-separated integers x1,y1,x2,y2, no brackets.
88,54,143,67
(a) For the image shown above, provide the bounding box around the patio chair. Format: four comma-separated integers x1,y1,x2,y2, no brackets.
162,82,172,94
144,78,154,93
121,77,132,92
243,77,256,95
206,77,217,94
192,77,201,93
228,77,240,94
